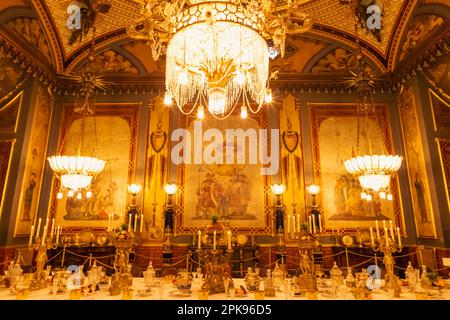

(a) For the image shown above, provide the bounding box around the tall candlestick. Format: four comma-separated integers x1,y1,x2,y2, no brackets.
133,215,137,233
198,231,201,249
36,218,42,238
140,214,144,233
297,214,300,233
128,214,132,232
389,220,394,239
308,215,312,234
292,215,296,234
312,215,316,234
318,214,322,232
29,225,34,245
383,220,387,230
370,227,374,246
50,218,55,237
397,227,401,247
227,231,232,250
287,214,291,234
213,231,216,251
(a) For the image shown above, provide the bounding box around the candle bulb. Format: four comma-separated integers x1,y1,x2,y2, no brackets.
133,215,137,233
312,215,316,234
29,225,34,245
213,231,216,251
36,218,42,238
287,214,291,234
384,228,389,246
140,214,144,233
292,215,296,234
198,231,201,249
128,214,131,233
389,220,395,239
308,215,312,234
375,220,380,240
370,227,374,246
383,220,387,230
56,226,60,244
50,218,55,237
297,214,300,232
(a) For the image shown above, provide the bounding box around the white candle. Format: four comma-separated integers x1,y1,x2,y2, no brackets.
287,214,291,234
140,214,144,233
389,220,395,239
370,227,374,246
227,231,232,250
50,218,55,237
375,220,380,240
36,218,42,238
198,231,201,249
29,225,34,245
397,227,401,247
383,220,387,230
213,231,216,250
384,228,389,246
292,215,296,234
41,226,47,245
133,215,137,233
297,214,301,232
128,214,131,232
312,215,316,234
318,214,322,232
56,226,60,244
308,215,312,234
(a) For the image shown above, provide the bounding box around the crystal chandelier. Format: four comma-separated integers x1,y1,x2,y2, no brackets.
48,37,108,199
343,10,402,201
128,0,312,119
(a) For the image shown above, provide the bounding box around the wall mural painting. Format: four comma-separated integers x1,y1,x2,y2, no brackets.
14,87,53,237
429,89,450,131
424,52,450,103
177,115,270,234
436,139,450,212
143,98,169,242
0,55,27,105
0,91,22,133
310,104,403,230
398,88,437,239
51,104,138,229
0,141,14,218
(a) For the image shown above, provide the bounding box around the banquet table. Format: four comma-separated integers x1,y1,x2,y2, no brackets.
0,278,449,300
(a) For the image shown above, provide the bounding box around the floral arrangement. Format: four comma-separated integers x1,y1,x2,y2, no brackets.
113,224,134,241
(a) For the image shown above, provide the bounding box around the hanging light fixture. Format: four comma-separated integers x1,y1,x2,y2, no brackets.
128,0,313,119
343,8,402,201
48,28,108,199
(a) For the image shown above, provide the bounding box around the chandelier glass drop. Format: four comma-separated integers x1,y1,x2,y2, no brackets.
127,0,313,119
166,1,268,118
343,19,402,201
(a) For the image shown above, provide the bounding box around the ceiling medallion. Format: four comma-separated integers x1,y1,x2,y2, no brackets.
127,0,313,119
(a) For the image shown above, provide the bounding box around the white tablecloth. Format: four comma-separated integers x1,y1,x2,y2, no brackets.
0,278,449,300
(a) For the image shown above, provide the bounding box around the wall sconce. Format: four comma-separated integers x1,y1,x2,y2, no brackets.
271,184,286,242
163,183,178,243
126,183,143,233
306,184,322,235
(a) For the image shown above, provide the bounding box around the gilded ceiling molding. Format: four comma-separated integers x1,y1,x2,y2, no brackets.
30,0,65,73
307,47,375,74
385,0,419,72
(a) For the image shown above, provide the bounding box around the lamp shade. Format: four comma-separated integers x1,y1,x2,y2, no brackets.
271,184,285,196
128,183,142,195
306,184,320,196
164,183,178,195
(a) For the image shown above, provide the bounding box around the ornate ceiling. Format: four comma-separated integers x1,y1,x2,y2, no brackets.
0,0,448,90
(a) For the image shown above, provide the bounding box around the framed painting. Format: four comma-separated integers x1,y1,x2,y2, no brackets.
175,112,272,235
0,140,15,220
398,87,437,239
14,87,53,237
48,103,139,230
309,103,404,232
436,138,450,216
